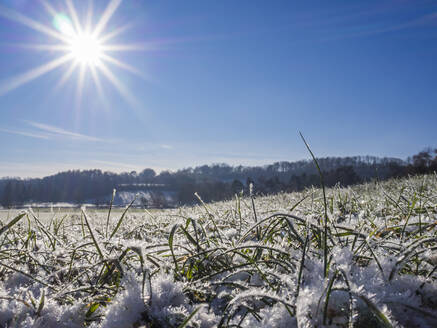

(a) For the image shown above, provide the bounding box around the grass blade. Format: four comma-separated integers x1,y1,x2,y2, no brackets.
178,306,201,328
0,212,26,236
109,195,136,240
300,132,330,277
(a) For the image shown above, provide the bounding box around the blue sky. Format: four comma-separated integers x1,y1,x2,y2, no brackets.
0,0,436,178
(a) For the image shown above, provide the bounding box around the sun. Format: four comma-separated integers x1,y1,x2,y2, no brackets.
69,33,103,66
0,0,144,106
53,13,104,67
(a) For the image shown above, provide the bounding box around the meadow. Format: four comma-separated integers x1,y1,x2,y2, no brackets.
0,174,436,327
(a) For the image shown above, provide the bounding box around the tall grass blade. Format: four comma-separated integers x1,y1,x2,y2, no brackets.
300,132,329,277
0,212,26,236
109,195,136,240
105,188,116,238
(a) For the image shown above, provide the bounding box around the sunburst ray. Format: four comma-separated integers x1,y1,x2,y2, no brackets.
94,0,123,37
39,0,58,17
0,0,150,108
100,53,142,77
11,43,69,52
85,0,94,32
66,0,83,34
0,5,69,43
101,42,160,52
75,64,86,108
100,24,132,43
98,61,138,108
0,54,73,96
90,66,105,101
55,61,78,91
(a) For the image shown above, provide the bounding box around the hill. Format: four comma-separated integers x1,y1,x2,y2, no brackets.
0,148,436,208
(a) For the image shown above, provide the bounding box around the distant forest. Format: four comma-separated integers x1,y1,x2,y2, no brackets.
1,148,436,208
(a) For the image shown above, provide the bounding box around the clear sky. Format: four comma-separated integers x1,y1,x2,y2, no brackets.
0,0,436,178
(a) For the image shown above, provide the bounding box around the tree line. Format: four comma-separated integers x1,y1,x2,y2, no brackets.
1,149,436,208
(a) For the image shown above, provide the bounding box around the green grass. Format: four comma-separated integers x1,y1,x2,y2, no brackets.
0,174,436,327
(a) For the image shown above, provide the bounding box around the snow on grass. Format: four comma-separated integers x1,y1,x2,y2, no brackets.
0,174,436,327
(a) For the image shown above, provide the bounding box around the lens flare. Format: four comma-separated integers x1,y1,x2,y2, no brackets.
0,0,145,107
53,13,74,36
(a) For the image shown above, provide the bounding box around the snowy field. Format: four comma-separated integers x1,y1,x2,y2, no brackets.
0,175,436,327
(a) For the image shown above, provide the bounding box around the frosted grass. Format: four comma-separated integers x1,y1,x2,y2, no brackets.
0,174,436,327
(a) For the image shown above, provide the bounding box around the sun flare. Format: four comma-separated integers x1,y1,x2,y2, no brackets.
53,13,104,67
69,33,103,66
0,0,143,106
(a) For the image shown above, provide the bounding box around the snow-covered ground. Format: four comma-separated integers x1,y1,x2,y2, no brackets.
0,174,436,327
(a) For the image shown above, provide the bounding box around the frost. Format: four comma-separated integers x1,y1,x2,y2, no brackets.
0,174,436,326
100,274,144,328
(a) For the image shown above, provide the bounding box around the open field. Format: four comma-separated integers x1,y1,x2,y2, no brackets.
0,174,436,327
0,207,160,219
